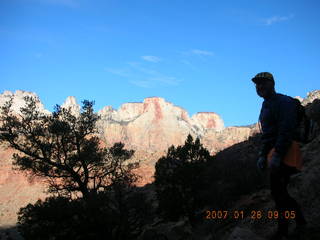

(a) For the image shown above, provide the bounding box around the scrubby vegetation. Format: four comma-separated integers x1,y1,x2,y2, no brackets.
154,133,267,227
17,188,152,240
154,135,213,223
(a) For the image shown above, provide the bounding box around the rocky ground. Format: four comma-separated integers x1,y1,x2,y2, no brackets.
136,94,320,240
136,133,320,240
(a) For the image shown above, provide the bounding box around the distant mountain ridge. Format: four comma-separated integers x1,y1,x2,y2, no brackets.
0,90,253,154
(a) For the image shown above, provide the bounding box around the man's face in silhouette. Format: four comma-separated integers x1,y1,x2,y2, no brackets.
255,80,275,99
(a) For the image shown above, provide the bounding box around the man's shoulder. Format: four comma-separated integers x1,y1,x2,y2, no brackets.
262,93,295,108
274,93,299,113
275,93,294,103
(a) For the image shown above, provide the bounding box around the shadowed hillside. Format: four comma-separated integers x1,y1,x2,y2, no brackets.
137,94,320,240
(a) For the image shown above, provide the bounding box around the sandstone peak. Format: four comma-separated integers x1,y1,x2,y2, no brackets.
143,96,166,103
62,96,77,106
61,96,80,115
98,105,115,114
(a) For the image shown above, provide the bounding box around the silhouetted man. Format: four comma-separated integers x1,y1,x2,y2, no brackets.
252,72,307,240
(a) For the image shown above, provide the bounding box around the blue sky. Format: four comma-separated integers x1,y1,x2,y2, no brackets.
1,0,319,127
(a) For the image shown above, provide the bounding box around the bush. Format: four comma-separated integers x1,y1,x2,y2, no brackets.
154,134,214,222
154,133,267,224
17,189,152,240
17,195,116,240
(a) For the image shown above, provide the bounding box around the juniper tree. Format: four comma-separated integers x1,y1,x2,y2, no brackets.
154,134,214,222
0,96,139,200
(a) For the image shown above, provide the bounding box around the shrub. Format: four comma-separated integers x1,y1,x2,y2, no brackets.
154,134,213,222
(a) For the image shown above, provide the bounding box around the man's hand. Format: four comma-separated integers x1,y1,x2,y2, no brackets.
257,156,267,170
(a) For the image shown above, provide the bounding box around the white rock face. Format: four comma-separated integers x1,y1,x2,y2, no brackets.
0,90,50,115
97,96,226,152
191,112,225,132
4,89,319,156
61,96,80,116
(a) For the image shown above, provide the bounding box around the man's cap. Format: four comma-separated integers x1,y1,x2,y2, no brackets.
252,72,274,84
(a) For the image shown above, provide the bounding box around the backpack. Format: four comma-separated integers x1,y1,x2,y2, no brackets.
290,97,314,143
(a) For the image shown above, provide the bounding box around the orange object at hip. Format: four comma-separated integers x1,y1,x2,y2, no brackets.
267,141,303,170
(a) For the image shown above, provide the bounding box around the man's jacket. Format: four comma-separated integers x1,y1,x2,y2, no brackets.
259,93,298,160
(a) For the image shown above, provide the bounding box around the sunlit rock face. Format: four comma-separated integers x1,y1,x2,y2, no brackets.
0,90,50,115
201,126,258,155
61,96,81,116
191,112,225,132
97,97,226,153
0,145,46,226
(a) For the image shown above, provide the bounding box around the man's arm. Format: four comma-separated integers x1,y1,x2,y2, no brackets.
258,102,276,158
259,135,274,158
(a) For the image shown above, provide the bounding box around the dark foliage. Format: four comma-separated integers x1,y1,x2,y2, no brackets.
154,133,268,227
17,195,116,240
154,134,214,222
17,189,152,240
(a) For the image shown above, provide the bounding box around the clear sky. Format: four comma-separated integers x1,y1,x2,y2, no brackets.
1,0,319,127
